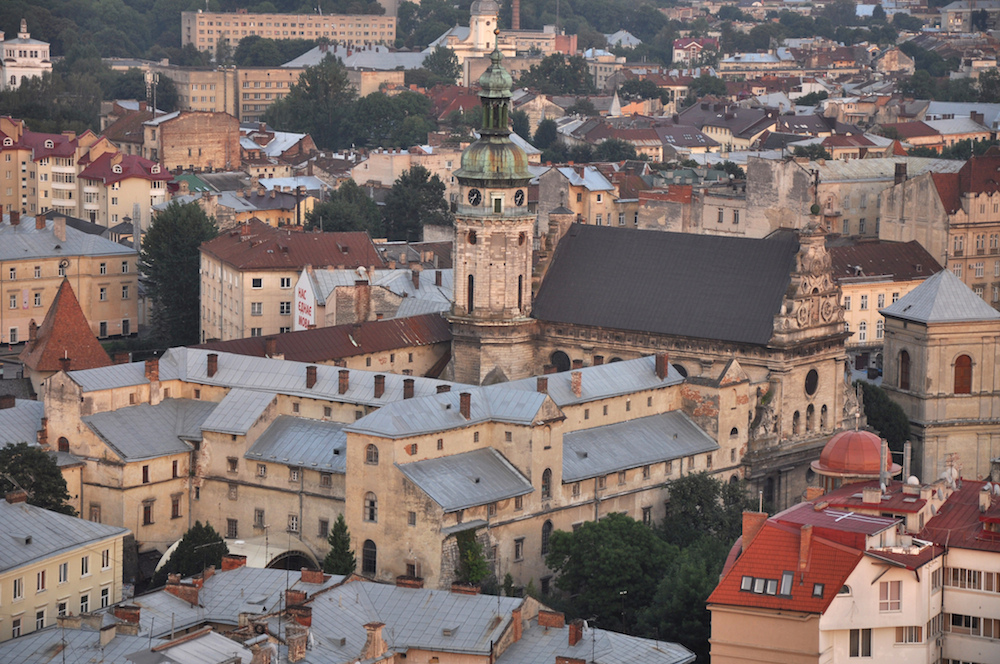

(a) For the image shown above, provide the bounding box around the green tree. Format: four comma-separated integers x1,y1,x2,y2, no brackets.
233,35,285,66
546,513,677,633
264,54,357,149
141,202,218,346
422,45,460,84
511,109,531,141
594,138,638,161
533,119,558,150
568,143,595,163
517,54,596,95
347,91,435,148
619,79,662,101
978,69,1000,103
306,180,383,235
152,521,228,587
455,530,490,585
0,443,74,515
322,514,357,575
382,165,452,241
796,90,829,106
856,381,911,455
566,98,598,116
685,74,728,105
792,144,833,161
659,473,756,549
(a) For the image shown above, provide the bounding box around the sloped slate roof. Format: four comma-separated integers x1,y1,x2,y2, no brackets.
0,214,136,260
828,240,942,283
397,447,533,512
0,399,44,447
0,499,128,574
562,411,719,482
245,415,347,473
502,618,694,664
19,279,112,373
83,399,217,461
0,624,151,664
880,269,1000,324
200,387,275,435
532,225,799,346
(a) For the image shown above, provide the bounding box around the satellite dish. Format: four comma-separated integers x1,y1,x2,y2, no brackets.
58,259,69,268
907,476,920,486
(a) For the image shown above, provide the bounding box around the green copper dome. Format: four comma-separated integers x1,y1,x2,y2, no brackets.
455,44,533,187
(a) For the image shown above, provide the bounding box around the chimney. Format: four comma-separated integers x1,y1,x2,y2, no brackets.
0,394,15,409
894,162,907,185
28,319,37,342
301,568,328,584
285,589,307,606
99,623,116,647
568,619,583,646
361,623,388,661
655,353,669,380
593,355,604,365
287,625,309,663
374,374,385,398
10,210,19,225
207,353,218,377
287,604,312,627
544,364,557,375
805,486,825,501
741,511,768,553
436,384,451,393
339,369,349,394
435,270,442,286
571,371,582,398
54,216,66,242
145,357,159,382
36,215,46,230
164,577,200,606
5,489,28,504
306,365,317,389
460,392,471,419
538,610,565,629
265,337,277,358
513,0,521,29
221,554,247,571
113,351,130,365
572,358,583,369
412,269,420,290
862,486,881,504
403,378,414,399
537,376,548,393
512,607,522,643
396,575,424,588
113,605,141,625
798,524,813,572
59,357,72,372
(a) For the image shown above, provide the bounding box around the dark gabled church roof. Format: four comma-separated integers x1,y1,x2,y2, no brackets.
532,225,799,346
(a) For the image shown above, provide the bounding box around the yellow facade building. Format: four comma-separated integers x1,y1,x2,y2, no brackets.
181,10,396,52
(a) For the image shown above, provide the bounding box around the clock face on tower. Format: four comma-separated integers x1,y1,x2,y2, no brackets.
514,189,525,206
468,188,482,206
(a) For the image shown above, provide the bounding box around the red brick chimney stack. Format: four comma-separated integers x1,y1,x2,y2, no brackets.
374,374,385,398
460,392,471,419
306,365,317,389
207,353,218,377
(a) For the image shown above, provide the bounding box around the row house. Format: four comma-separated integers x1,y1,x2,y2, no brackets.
877,116,992,153
180,10,396,52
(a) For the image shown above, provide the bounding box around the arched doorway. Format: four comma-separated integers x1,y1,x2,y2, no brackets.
550,351,571,373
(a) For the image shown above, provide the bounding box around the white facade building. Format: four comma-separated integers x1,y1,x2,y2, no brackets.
1,20,51,90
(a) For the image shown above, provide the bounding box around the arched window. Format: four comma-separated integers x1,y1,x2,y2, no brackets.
550,351,570,373
363,492,378,522
730,474,740,484
792,411,800,435
858,320,867,342
541,468,552,499
954,355,972,394
729,427,739,438
58,437,69,453
820,404,828,430
876,319,884,339
672,364,688,378
541,520,553,555
362,540,376,575
365,444,379,465
467,274,474,313
899,350,910,390
806,404,815,431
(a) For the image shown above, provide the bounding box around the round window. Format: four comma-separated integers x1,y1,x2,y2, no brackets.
805,369,819,396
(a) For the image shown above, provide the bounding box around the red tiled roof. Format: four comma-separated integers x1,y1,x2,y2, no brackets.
957,150,1000,196
20,131,77,160
195,312,451,364
822,135,875,148
103,110,154,145
79,152,172,186
639,186,692,204
828,240,943,283
881,121,938,139
921,480,1000,554
19,280,111,373
200,218,385,271
930,171,962,215
707,521,862,614
891,140,908,156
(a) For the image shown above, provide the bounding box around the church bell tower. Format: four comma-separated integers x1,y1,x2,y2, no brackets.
449,36,536,385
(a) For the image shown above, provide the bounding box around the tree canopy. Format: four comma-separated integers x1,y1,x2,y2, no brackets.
792,144,833,161
422,46,460,85
306,180,384,235
0,443,74,515
322,514,357,575
152,521,228,587
517,55,596,96
382,165,452,241
856,381,910,455
141,201,218,347
263,54,357,150
594,138,638,162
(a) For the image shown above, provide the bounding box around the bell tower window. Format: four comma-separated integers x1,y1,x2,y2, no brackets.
467,274,475,314
493,197,503,214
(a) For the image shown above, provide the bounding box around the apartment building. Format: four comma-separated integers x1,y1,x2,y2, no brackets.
0,491,128,643
0,20,51,91
142,111,241,173
181,10,396,52
0,212,139,346
199,220,383,341
77,152,171,228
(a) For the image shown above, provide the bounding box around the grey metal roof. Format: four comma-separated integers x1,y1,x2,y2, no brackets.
299,581,521,662
0,624,152,664
245,415,347,473
83,399,217,461
345,386,548,439
0,399,44,446
0,498,128,574
0,215,136,260
533,225,798,346
880,269,1000,324
499,618,695,664
562,411,719,482
309,267,453,304
284,44,427,70
126,630,252,664
808,156,963,183
505,355,683,406
200,387,276,435
397,448,533,512
70,361,150,392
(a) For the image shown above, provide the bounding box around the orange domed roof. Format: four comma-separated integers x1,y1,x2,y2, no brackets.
811,430,901,478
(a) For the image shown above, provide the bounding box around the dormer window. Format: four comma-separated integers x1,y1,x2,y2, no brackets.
151,164,160,174
2,138,11,146
44,139,54,149
112,164,123,174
